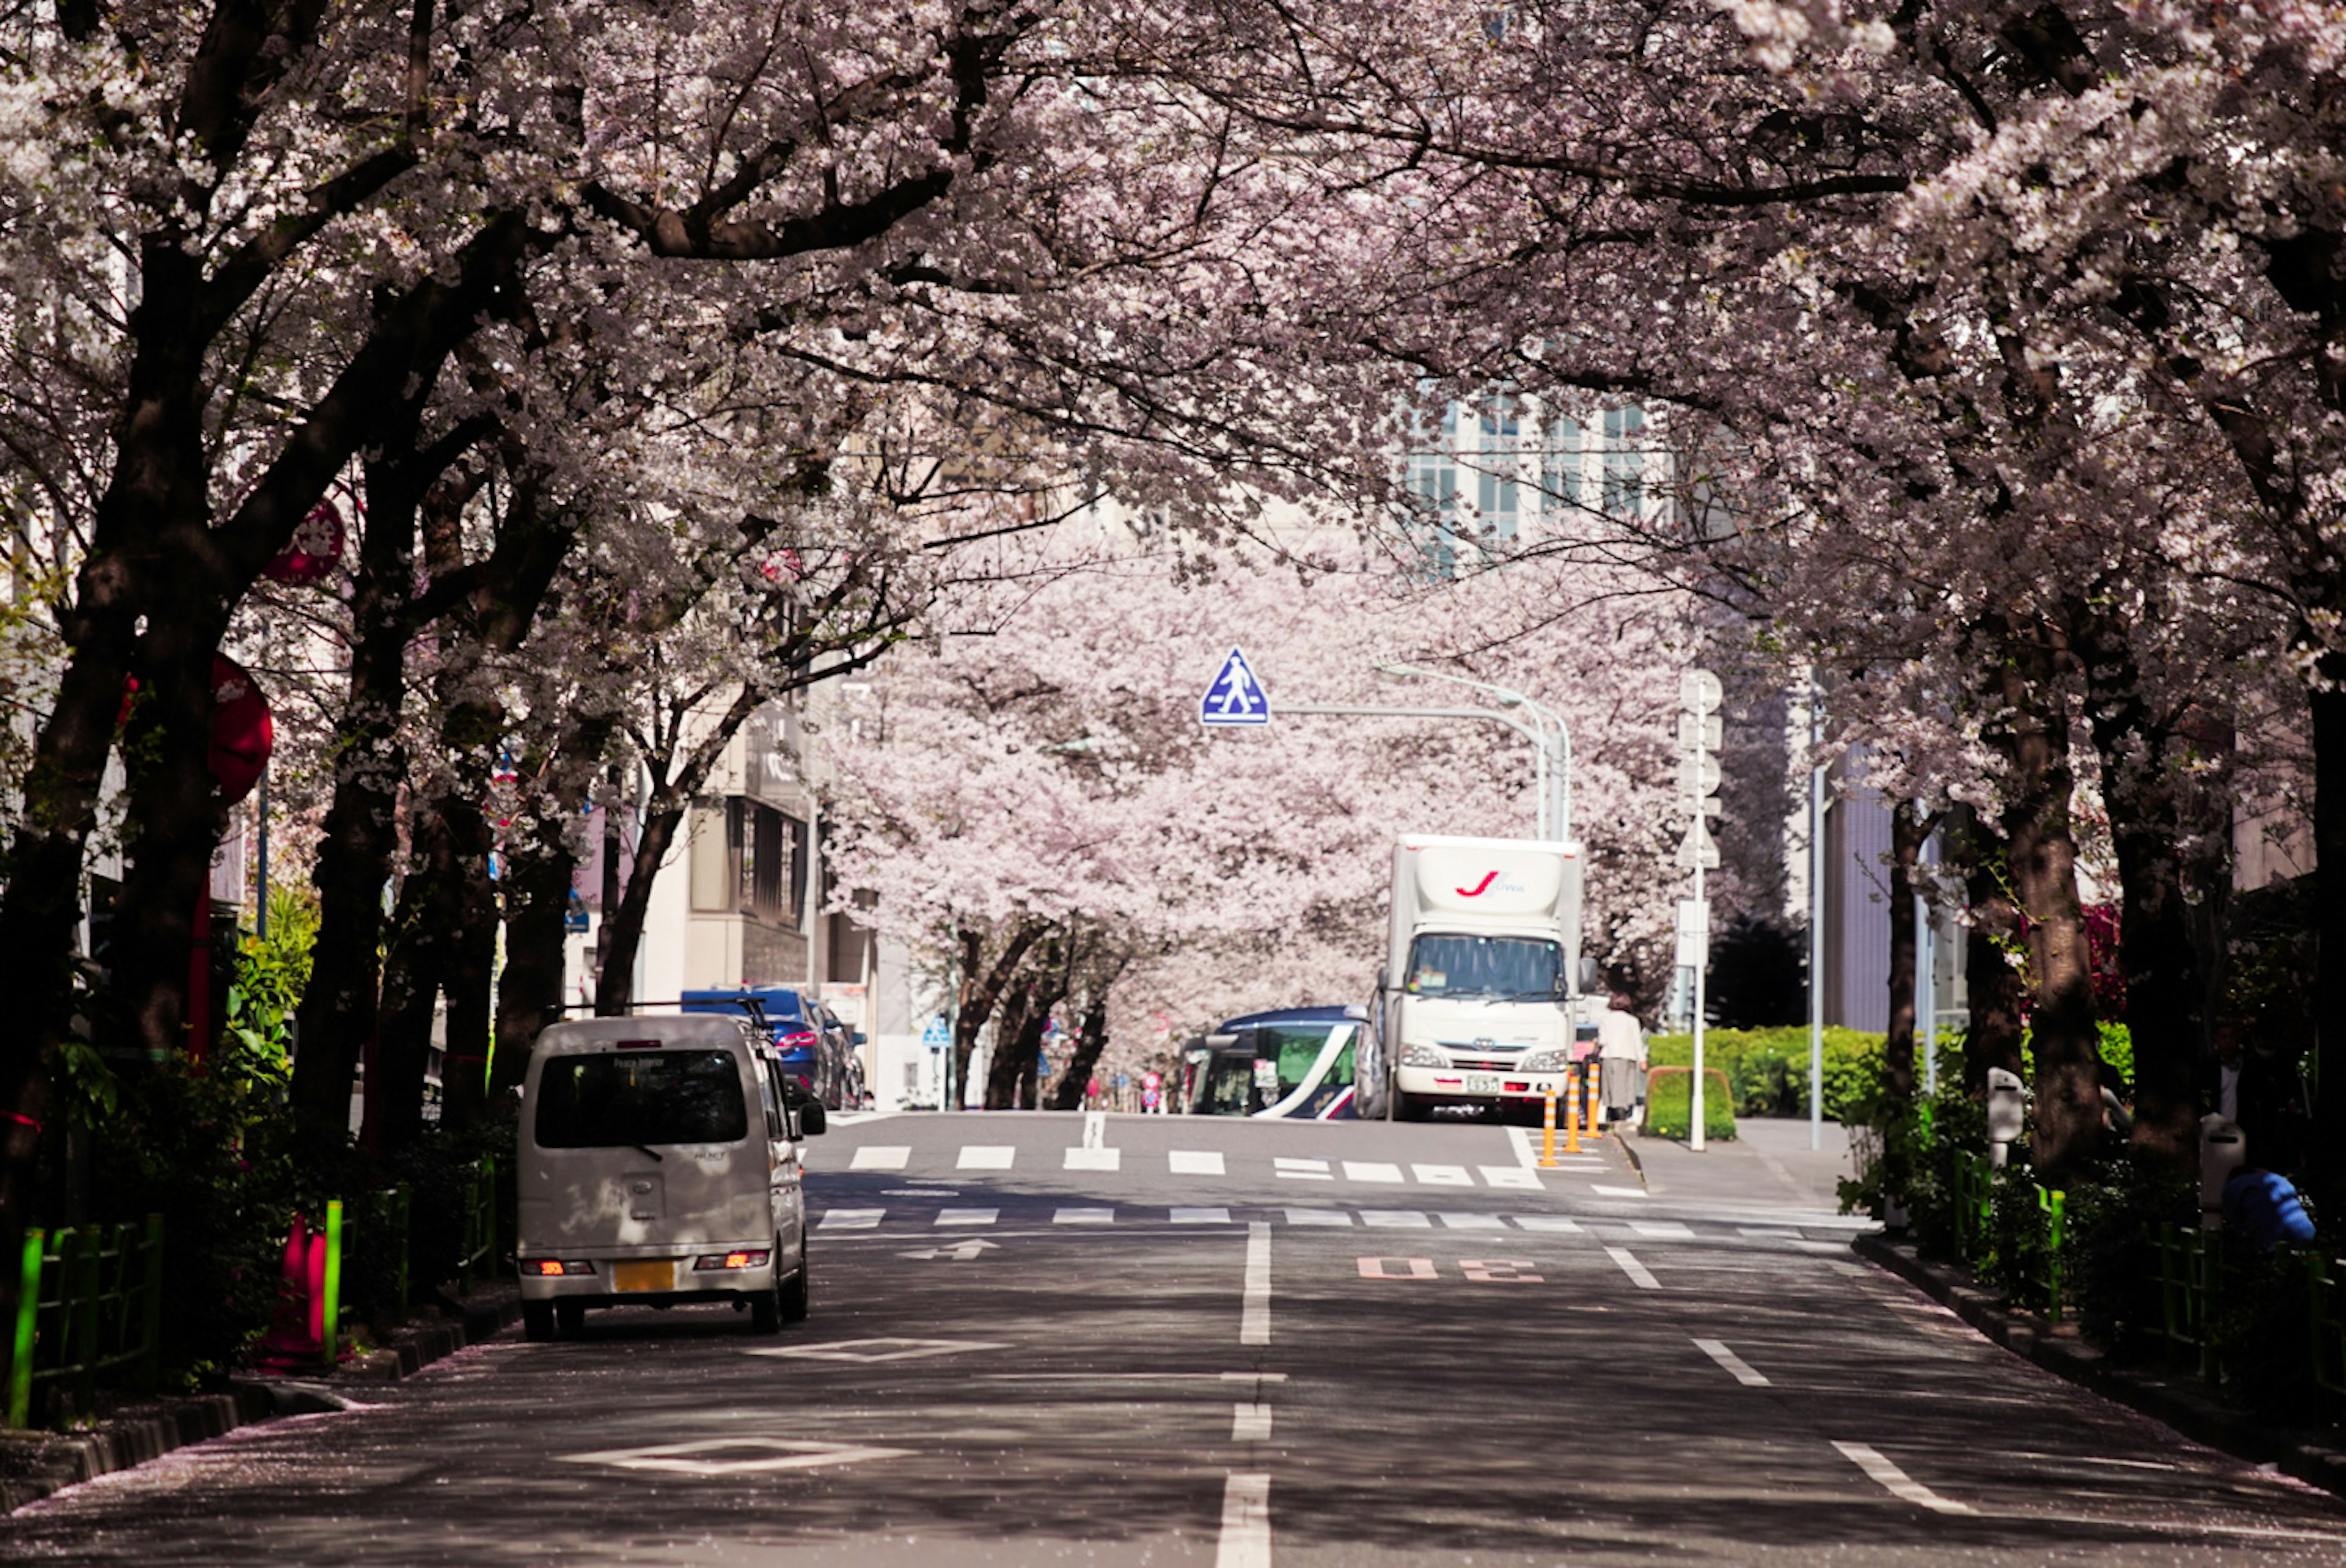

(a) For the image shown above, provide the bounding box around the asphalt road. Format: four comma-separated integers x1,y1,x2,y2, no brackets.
5,1109,2345,1565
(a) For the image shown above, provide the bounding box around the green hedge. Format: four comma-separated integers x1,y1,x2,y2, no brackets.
1644,1067,1736,1142
1648,1027,1884,1120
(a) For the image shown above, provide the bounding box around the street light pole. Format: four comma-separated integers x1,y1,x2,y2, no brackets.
1372,663,1574,843
1272,704,1554,837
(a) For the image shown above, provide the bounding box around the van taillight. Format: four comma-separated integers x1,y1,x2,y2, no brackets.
530,1260,596,1276
693,1251,771,1271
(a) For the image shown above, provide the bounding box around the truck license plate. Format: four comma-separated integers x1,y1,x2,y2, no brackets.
612,1261,673,1293
1464,1074,1502,1095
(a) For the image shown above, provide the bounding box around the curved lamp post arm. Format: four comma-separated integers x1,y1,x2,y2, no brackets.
1272,704,1552,837
1372,664,1575,845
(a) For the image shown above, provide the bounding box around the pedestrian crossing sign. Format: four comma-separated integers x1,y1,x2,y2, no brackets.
1200,647,1270,726
921,1016,949,1046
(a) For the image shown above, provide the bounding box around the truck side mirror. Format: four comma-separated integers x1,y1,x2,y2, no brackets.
1577,957,1601,994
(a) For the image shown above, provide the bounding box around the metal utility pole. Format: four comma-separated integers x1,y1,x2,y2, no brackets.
1678,671,1722,1152
1808,680,1826,1151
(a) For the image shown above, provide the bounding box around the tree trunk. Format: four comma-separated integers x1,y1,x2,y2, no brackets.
1992,646,2101,1178
1951,804,2025,1095
437,795,499,1130
2309,676,2346,1206
2076,616,2226,1173
1882,801,1924,1102
288,454,428,1129
593,804,684,1018
373,863,442,1158
492,806,582,1111
1048,994,1111,1110
987,972,1059,1110
951,922,1046,1105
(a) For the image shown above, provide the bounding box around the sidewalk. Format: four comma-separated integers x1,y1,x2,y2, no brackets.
1619,1115,1856,1214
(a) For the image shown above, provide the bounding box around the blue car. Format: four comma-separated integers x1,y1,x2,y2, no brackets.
681,986,844,1109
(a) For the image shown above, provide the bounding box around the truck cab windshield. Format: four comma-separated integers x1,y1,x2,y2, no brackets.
1405,935,1562,999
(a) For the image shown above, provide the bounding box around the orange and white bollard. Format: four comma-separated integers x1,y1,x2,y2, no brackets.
1539,1090,1560,1168
1565,1074,1582,1154
1585,1068,1604,1140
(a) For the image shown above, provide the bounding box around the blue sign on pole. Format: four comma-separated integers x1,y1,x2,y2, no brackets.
1200,647,1270,726
921,1015,950,1047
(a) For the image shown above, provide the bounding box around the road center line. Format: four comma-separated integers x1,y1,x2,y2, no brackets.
1604,1245,1661,1289
1216,1471,1272,1568
1241,1222,1272,1345
1832,1440,1976,1515
1691,1337,1770,1386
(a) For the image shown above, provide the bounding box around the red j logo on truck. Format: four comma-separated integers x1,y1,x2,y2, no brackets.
1456,871,1499,897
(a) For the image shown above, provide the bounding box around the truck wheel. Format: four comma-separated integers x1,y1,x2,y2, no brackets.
522,1301,555,1342
781,1227,811,1325
555,1300,585,1336
752,1236,789,1334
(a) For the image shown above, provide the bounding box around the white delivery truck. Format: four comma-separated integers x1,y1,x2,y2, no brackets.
1357,834,1591,1121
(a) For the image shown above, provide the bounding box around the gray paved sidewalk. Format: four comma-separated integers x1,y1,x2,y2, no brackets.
1624,1114,1857,1214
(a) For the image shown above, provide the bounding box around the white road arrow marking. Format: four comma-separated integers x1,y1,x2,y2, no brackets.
899,1239,1001,1261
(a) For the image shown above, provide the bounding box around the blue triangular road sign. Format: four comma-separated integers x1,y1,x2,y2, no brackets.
1200,647,1270,726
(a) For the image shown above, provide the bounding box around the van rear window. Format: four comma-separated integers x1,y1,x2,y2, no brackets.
535,1051,748,1148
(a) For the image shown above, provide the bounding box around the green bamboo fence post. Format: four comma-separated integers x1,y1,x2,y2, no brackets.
7,1228,42,1428
390,1187,411,1315
321,1200,344,1370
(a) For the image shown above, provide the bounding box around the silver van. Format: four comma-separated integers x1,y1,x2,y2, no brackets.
515,1014,825,1339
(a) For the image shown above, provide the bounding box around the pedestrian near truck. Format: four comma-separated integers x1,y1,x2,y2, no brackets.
1597,991,1645,1127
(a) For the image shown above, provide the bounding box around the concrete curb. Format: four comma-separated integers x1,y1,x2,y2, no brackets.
0,1287,521,1514
1854,1233,2346,1500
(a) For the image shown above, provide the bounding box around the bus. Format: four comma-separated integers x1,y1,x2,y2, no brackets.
1177,1005,1363,1118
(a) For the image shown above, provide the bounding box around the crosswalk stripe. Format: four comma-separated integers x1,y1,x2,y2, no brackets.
935,1208,998,1226
1412,1164,1472,1186
1054,1208,1114,1225
1438,1213,1505,1230
1341,1161,1406,1184
1169,1150,1226,1176
1062,1147,1121,1172
1629,1222,1697,1240
1513,1215,1582,1233
1590,1184,1648,1198
817,1208,885,1231
1480,1165,1540,1189
957,1146,1015,1170
1285,1209,1353,1226
1359,1210,1431,1228
1171,1206,1232,1223
849,1147,910,1171
1274,1158,1332,1180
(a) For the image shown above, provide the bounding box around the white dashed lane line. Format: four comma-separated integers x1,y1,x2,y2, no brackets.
1832,1441,1976,1515
1691,1337,1770,1387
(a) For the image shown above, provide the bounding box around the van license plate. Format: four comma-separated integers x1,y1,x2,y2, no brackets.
613,1261,673,1293
1464,1074,1502,1095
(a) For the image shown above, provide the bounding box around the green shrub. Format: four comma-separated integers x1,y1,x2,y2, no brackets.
1644,1067,1736,1141
1648,1027,1885,1120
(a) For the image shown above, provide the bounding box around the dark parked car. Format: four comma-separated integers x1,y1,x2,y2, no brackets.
681,986,847,1109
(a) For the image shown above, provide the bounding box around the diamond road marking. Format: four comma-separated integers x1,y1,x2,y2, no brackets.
817,1209,885,1231
1513,1215,1584,1233
935,1208,998,1226
1480,1165,1541,1189
1275,1158,1332,1180
1629,1222,1697,1240
1342,1161,1406,1183
1171,1206,1232,1224
746,1337,1006,1363
1591,1184,1648,1198
560,1437,911,1476
849,1146,910,1171
1438,1213,1506,1230
1055,1208,1115,1225
1360,1210,1431,1228
1285,1209,1354,1226
1062,1147,1122,1172
1169,1150,1226,1176
1412,1164,1472,1186
957,1146,1015,1170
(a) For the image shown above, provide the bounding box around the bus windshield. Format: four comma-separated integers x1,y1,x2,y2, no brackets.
1405,935,1562,999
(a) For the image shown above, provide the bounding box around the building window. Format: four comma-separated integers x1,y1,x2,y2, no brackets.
1602,406,1646,518
1472,396,1519,545
1541,415,1581,518
690,798,806,924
